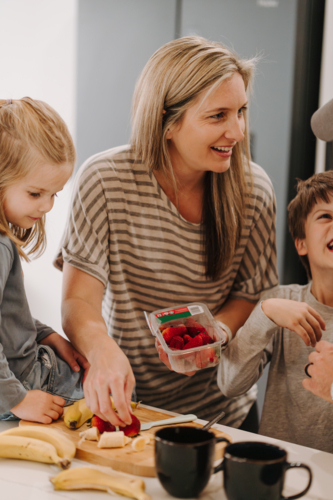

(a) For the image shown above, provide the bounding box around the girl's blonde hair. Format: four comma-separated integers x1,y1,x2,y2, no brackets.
0,97,76,260
131,36,255,280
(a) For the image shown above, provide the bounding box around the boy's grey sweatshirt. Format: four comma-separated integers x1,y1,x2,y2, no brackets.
0,234,54,413
218,283,333,453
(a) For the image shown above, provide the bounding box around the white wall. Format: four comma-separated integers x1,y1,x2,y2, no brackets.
0,0,78,336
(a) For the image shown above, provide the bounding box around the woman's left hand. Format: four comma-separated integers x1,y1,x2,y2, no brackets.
40,332,90,373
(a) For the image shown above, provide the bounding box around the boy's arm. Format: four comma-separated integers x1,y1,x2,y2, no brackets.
33,318,55,343
218,301,278,398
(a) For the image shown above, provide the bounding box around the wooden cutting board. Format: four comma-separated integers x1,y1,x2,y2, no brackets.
20,405,231,477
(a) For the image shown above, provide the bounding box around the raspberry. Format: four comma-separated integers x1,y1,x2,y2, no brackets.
182,335,204,350
169,336,185,350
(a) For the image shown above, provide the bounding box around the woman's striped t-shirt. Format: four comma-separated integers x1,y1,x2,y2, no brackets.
55,144,278,427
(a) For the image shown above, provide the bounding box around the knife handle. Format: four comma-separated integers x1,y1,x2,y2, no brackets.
154,414,197,427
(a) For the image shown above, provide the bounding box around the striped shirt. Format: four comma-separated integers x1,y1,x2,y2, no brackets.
55,144,278,427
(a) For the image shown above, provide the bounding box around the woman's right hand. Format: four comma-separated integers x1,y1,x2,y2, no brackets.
11,390,65,424
261,298,325,347
83,337,135,426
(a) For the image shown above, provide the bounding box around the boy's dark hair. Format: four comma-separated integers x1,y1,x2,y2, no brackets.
288,171,333,278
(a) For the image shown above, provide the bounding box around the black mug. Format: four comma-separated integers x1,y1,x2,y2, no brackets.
155,426,230,498
222,441,312,500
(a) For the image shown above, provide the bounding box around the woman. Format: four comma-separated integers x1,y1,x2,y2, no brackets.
56,36,278,430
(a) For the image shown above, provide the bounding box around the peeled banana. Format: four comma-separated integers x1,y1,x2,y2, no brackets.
110,396,140,412
50,466,151,500
0,434,71,469
1,425,76,459
64,398,93,429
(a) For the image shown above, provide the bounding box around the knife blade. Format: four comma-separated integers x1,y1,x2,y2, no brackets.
141,413,197,431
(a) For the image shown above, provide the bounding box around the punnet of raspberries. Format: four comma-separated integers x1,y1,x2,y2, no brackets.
161,320,215,351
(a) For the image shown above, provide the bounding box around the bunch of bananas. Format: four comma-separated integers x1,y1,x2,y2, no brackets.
0,425,76,469
51,466,151,500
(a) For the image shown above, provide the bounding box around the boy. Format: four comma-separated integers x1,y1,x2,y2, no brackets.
219,171,333,453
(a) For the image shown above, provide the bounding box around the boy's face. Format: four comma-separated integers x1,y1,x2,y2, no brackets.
296,194,333,278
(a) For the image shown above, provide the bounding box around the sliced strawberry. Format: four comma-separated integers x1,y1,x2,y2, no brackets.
182,335,204,350
162,326,187,344
169,336,185,350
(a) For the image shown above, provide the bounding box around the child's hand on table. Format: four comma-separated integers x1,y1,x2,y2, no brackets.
40,332,90,373
11,390,65,424
261,298,325,347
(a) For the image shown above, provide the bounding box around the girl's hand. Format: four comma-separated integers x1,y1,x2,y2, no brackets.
11,390,65,424
40,332,90,373
261,298,325,347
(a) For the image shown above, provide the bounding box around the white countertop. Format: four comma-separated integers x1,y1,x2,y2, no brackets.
0,410,332,500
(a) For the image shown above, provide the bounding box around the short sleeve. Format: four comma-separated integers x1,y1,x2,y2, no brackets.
54,160,112,286
230,165,279,302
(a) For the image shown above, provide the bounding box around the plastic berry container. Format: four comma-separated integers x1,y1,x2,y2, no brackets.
145,303,228,374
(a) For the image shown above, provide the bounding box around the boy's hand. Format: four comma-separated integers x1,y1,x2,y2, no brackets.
302,340,333,402
40,332,90,373
261,298,325,347
11,390,65,424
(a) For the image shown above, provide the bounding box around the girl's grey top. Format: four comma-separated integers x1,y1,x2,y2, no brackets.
219,283,333,453
0,234,54,412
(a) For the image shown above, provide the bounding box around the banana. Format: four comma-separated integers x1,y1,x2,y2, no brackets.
110,397,140,412
1,425,76,459
64,398,93,429
50,466,151,500
0,435,71,469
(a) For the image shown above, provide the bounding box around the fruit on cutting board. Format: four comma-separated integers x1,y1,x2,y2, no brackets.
0,434,71,469
91,415,116,433
97,431,131,449
79,427,100,442
110,396,140,412
50,466,151,500
64,398,94,429
161,319,214,351
1,425,76,459
122,414,141,437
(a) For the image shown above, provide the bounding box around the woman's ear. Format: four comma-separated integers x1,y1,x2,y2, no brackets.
295,238,308,256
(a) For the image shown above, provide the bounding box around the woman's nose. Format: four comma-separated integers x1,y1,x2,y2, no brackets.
225,116,245,143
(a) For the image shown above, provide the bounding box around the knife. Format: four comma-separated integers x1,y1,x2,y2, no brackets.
141,413,197,431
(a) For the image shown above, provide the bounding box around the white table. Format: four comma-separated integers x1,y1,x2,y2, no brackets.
0,410,332,500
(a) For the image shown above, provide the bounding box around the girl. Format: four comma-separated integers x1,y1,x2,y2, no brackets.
0,97,87,424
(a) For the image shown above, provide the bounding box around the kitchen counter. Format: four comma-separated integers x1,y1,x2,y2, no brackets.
0,408,332,500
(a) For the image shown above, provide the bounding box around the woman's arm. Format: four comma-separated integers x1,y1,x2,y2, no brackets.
61,262,135,426
215,297,256,340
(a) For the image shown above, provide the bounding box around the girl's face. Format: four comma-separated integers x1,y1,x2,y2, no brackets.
3,160,72,229
167,72,247,178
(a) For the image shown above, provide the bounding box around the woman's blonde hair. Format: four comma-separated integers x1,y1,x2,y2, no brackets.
131,36,255,280
0,97,76,260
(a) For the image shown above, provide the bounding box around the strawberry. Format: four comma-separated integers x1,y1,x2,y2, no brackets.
195,348,218,369
182,335,204,350
198,331,213,345
169,336,185,350
162,326,187,344
183,334,192,344
121,414,141,437
91,415,116,433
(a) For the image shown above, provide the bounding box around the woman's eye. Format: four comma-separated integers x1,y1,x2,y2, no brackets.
211,112,224,120
238,106,247,116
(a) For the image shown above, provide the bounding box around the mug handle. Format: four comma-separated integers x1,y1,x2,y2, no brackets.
281,462,312,500
213,437,231,474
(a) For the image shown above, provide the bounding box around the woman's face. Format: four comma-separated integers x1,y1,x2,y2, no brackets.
167,72,247,178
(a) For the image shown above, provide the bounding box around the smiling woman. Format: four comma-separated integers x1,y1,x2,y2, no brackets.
56,36,278,432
